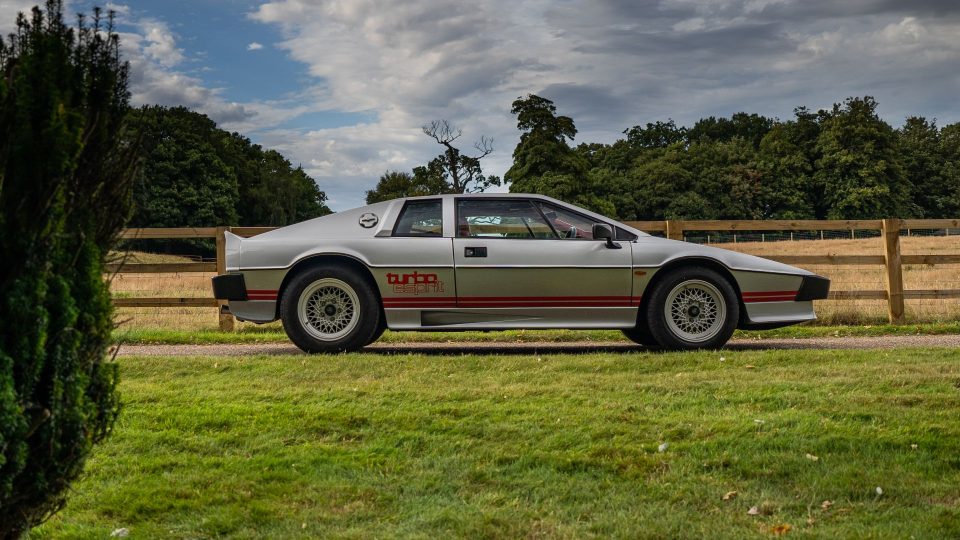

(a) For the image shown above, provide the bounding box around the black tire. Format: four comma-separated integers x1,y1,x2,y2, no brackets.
644,266,739,350
366,315,388,346
280,264,381,353
622,323,660,348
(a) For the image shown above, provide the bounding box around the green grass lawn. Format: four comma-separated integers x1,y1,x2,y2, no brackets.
113,321,960,345
34,348,960,538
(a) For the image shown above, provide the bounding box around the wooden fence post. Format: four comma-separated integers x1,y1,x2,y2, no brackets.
882,218,905,324
665,220,684,241
215,226,235,332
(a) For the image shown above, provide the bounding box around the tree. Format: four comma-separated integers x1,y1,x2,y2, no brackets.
688,112,775,149
505,94,585,187
937,122,960,217
219,133,330,225
127,106,330,230
623,119,687,149
128,106,238,229
814,97,916,219
421,119,500,193
755,107,821,219
0,2,136,535
365,169,450,204
898,117,953,218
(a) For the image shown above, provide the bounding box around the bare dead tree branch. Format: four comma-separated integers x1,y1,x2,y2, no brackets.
420,119,499,193
474,135,494,158
422,119,462,145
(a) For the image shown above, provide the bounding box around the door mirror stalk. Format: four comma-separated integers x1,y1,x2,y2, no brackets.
591,223,621,249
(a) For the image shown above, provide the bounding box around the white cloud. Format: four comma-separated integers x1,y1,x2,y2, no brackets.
246,41,263,51
137,18,184,68
0,0,49,34
5,0,960,211
105,3,130,16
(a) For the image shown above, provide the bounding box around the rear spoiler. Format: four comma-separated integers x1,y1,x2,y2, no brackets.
223,231,243,271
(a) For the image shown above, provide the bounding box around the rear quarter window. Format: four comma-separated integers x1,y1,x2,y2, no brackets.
392,200,443,237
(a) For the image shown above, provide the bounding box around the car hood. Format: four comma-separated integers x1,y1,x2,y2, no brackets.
632,236,814,276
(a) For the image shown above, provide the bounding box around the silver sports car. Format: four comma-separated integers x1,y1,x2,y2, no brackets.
212,194,829,352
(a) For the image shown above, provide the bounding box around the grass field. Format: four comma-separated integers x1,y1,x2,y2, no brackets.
34,348,960,538
110,235,960,331
112,322,960,345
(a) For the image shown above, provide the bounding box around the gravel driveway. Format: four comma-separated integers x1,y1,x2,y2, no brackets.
116,334,960,357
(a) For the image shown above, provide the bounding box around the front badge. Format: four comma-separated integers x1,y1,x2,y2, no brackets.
359,212,379,228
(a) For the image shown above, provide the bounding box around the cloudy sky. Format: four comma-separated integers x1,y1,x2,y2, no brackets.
3,0,959,210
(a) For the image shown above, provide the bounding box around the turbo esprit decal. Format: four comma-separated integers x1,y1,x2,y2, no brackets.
386,271,445,294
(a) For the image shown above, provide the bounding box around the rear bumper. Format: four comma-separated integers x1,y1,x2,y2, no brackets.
212,273,248,301
796,274,830,301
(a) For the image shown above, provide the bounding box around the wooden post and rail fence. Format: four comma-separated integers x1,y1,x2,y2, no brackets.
112,218,960,331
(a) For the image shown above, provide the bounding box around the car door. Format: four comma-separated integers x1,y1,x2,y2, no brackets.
374,198,457,329
451,197,636,328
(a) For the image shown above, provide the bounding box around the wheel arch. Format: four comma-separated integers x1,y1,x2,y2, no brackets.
639,256,745,324
274,253,383,320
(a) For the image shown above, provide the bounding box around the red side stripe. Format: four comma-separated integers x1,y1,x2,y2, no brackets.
245,289,277,301
742,290,797,303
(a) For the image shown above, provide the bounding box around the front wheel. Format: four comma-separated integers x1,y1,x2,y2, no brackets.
280,265,381,353
622,323,660,348
644,267,739,350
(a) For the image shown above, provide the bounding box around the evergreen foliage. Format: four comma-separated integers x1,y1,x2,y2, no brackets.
507,94,960,220
0,2,135,536
365,169,451,204
127,106,330,229
505,94,586,187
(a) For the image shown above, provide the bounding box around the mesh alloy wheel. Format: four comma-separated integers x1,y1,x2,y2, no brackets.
644,266,739,350
280,264,381,353
297,278,360,341
663,279,725,343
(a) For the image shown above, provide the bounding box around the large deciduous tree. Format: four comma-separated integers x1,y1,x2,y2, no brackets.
0,2,136,536
501,94,953,221
814,97,916,219
129,106,239,229
219,132,330,226
505,94,586,187
897,117,960,218
127,106,330,230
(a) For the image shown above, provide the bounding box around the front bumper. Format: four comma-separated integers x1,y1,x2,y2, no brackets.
212,273,248,301
796,274,830,301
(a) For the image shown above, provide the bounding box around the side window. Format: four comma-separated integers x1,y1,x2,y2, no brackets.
393,199,443,237
457,199,557,239
616,227,638,241
535,201,597,239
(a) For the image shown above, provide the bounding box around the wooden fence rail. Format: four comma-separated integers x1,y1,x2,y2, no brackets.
113,219,960,330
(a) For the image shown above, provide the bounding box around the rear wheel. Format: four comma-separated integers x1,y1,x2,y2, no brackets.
280,265,381,353
644,266,738,350
366,315,388,346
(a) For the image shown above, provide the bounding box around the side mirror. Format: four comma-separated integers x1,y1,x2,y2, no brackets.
592,223,621,249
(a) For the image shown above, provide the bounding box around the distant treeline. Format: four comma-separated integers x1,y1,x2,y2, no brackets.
126,106,330,230
505,95,960,220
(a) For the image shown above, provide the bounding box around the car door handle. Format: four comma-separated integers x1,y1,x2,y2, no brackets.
464,247,487,257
